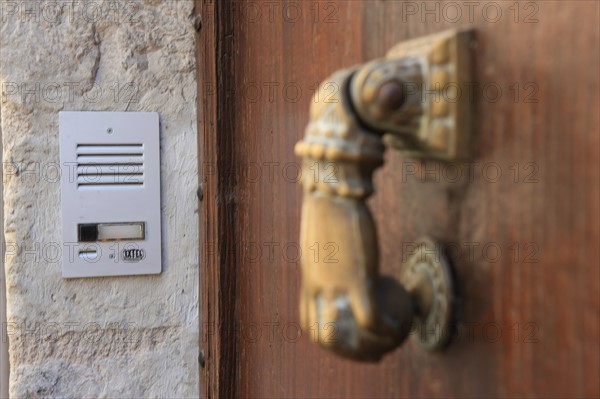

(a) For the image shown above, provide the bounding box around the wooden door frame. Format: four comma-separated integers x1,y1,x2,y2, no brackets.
1,97,10,399
196,1,238,397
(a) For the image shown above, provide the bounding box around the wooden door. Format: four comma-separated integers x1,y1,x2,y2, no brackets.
197,1,599,397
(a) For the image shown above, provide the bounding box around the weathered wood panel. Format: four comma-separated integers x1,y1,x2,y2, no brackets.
199,1,599,397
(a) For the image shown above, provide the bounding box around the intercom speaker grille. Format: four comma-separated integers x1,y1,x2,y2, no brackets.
76,143,144,189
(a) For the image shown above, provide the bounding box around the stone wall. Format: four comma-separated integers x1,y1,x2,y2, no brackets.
0,1,199,397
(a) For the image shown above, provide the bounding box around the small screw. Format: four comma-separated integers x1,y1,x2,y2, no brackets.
199,350,205,368
107,128,114,134
192,14,202,33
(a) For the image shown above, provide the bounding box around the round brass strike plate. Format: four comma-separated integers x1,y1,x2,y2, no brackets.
400,239,455,351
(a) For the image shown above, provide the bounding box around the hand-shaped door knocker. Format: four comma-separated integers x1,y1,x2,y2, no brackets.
295,30,474,361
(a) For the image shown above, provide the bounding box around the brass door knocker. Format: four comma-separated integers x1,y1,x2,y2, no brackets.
295,30,474,361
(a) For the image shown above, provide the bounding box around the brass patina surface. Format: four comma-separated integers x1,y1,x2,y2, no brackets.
294,29,472,361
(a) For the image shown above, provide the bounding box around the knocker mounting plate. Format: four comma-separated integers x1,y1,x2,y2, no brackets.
351,29,474,161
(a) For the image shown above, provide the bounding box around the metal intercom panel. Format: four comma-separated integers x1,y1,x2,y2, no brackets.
59,112,161,278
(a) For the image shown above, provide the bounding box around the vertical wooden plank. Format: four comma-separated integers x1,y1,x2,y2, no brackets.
197,0,239,397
